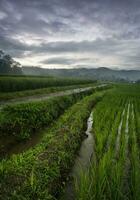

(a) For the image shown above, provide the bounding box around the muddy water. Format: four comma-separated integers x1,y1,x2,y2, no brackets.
0,84,107,110
60,112,94,200
0,129,45,159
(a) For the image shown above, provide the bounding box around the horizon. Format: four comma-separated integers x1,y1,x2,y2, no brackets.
0,0,140,70
22,66,140,71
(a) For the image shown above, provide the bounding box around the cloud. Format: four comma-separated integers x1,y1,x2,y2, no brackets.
41,56,94,66
0,0,140,69
41,57,75,65
0,11,7,20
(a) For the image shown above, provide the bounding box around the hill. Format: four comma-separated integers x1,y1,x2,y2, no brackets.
22,66,140,82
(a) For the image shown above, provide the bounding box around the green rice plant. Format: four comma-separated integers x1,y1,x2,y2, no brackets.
75,85,140,200
0,75,96,92
129,102,140,200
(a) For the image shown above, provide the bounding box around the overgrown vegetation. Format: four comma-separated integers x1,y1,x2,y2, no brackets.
0,89,95,141
0,91,105,200
0,85,109,140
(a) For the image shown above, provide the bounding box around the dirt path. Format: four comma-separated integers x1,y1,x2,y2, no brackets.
0,84,107,110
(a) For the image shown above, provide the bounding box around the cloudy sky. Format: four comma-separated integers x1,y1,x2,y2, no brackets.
0,0,140,69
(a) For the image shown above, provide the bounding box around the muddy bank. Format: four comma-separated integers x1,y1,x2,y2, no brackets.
0,129,45,159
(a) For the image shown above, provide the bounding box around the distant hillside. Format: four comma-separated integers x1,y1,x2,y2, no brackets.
22,66,140,82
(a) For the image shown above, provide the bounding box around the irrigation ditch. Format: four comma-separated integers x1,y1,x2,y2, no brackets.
60,112,94,200
0,85,106,159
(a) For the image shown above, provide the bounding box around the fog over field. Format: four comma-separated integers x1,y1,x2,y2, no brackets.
0,0,140,70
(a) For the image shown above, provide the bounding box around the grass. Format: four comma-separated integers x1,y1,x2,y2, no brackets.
75,84,140,200
0,91,105,200
0,76,96,92
0,85,109,140
0,83,97,101
0,87,100,141
2,83,140,200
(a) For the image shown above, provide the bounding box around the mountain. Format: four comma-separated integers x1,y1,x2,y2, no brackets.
22,66,140,82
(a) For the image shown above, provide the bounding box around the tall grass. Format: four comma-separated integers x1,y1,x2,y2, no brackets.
75,85,140,200
0,76,96,92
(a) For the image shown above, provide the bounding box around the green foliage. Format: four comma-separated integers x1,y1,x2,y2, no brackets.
0,50,22,75
0,91,104,200
75,84,140,200
0,83,96,101
0,75,96,92
0,89,94,140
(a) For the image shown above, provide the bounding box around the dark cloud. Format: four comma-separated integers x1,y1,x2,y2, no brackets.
0,0,140,69
0,37,121,55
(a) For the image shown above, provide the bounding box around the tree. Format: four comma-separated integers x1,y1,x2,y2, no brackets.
12,61,22,74
0,50,22,74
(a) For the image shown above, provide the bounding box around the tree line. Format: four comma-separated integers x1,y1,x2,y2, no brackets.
0,50,22,74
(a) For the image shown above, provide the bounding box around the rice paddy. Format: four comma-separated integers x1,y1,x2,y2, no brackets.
0,79,140,200
75,84,140,200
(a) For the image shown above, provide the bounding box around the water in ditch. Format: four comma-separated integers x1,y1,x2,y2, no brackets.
60,111,94,200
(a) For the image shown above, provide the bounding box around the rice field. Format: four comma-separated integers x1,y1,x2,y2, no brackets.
0,82,140,200
0,75,96,92
75,84,140,200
